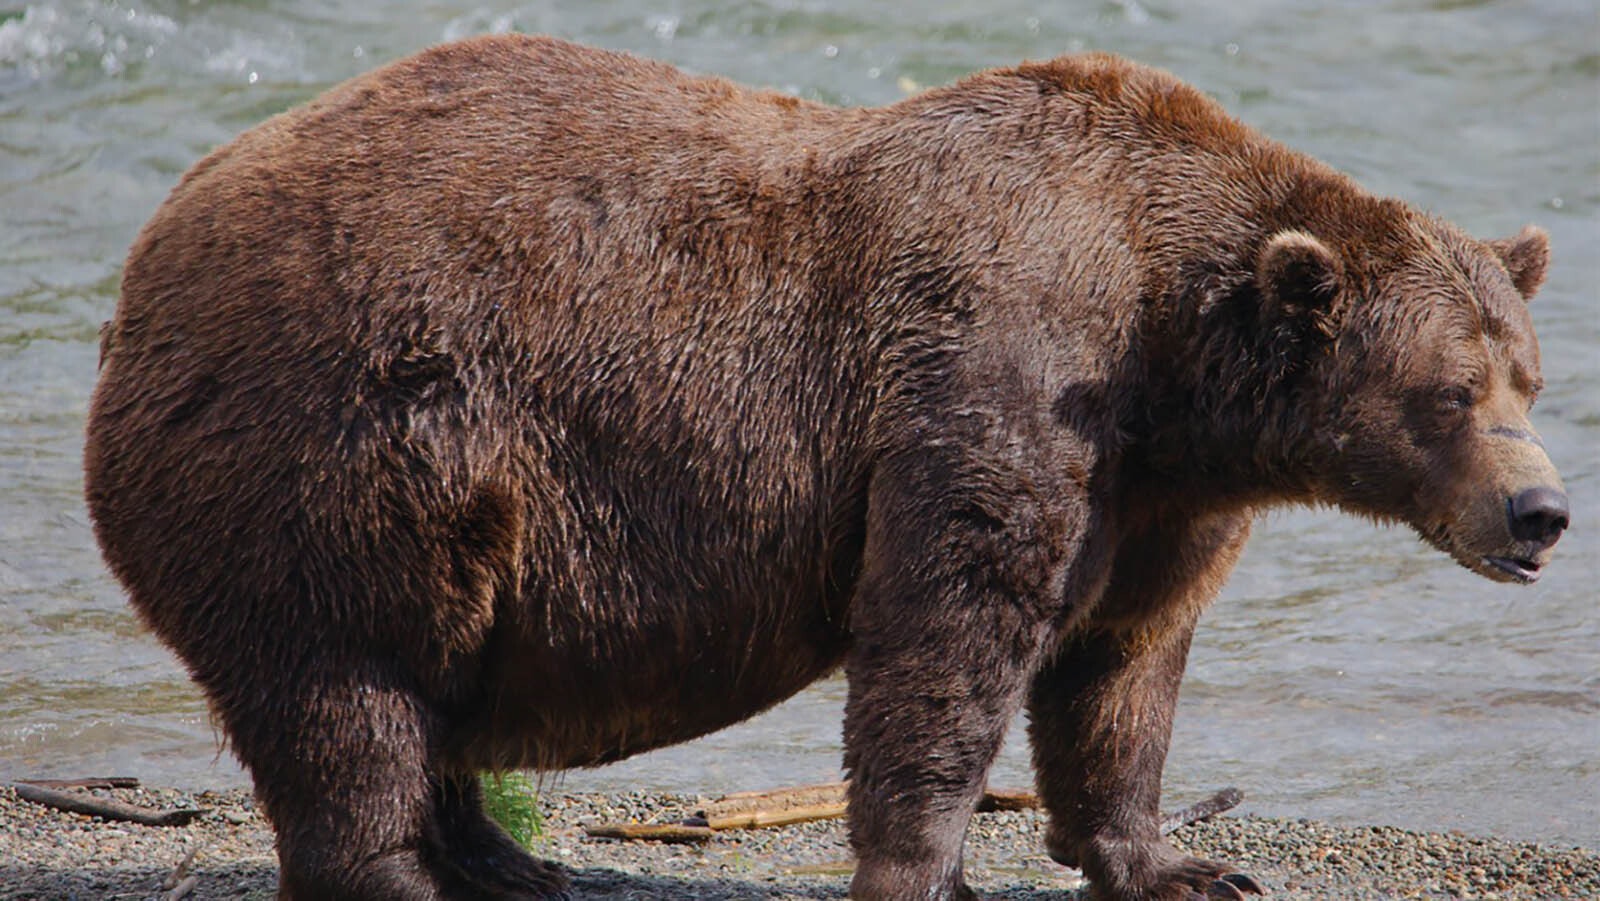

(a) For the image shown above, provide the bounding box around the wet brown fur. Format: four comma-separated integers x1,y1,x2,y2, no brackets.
85,35,1564,901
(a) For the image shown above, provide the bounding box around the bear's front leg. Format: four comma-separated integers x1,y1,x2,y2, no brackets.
844,630,1023,901
843,447,1074,900
1028,512,1263,901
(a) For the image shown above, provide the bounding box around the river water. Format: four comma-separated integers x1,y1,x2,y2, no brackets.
2,0,1596,849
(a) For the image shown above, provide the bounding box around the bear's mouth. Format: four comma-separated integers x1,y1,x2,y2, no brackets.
1483,555,1542,584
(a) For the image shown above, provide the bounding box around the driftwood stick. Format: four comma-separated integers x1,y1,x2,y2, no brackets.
702,800,849,830
583,822,714,843
163,847,201,890
1160,787,1243,835
696,781,1041,829
17,776,141,790
591,782,1240,841
976,787,1039,812
165,874,201,901
698,781,848,820
10,783,207,827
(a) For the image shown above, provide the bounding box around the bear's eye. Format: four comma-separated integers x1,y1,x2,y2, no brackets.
1439,386,1475,411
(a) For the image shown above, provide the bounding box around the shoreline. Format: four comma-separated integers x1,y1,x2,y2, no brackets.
2,785,1596,900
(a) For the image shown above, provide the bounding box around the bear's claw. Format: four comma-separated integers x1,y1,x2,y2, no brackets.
1220,873,1265,894
1200,872,1266,899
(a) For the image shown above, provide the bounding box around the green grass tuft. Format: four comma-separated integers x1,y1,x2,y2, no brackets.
480,771,544,847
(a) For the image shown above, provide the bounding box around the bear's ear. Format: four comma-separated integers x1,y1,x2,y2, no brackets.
1488,225,1549,301
1257,230,1343,337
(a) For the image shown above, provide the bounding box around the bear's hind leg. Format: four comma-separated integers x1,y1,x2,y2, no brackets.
245,674,439,899
428,773,571,899
223,663,514,900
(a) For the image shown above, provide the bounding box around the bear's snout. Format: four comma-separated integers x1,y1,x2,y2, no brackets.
1437,419,1570,585
1507,485,1569,546
1474,483,1567,585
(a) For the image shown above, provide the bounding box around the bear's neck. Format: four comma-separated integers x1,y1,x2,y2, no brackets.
1122,255,1328,513
1113,170,1393,514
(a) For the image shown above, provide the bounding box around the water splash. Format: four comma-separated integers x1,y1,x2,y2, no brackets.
0,1,176,80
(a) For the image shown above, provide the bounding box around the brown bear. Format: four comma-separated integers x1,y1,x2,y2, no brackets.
84,34,1569,901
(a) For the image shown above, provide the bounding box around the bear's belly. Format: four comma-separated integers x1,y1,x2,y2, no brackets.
453,587,853,771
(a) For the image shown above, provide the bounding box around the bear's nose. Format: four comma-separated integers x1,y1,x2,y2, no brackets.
1508,486,1570,545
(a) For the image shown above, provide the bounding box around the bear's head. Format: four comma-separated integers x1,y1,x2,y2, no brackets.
1260,219,1568,583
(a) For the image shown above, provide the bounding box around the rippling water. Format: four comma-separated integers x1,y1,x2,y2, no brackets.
2,0,1596,848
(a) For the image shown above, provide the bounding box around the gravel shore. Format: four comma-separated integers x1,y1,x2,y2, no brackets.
2,784,1595,900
